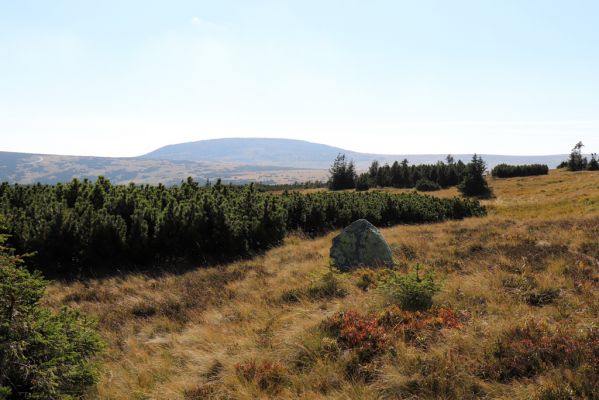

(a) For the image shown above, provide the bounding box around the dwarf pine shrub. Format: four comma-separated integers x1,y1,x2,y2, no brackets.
0,225,103,399
379,265,441,311
415,179,442,192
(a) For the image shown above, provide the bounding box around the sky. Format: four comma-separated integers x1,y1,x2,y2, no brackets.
1,0,598,157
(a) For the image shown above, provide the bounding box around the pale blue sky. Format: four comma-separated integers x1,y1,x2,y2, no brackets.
1,0,598,156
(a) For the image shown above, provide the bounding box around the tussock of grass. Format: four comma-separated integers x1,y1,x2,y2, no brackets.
45,170,599,399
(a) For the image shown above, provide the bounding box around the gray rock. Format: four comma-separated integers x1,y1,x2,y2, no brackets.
330,219,394,271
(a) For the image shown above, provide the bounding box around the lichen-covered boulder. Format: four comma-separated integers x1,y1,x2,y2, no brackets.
330,219,394,271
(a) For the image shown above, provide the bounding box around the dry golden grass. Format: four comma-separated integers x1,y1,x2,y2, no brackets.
46,169,599,399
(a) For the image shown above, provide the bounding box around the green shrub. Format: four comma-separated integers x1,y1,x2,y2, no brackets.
378,265,441,311
491,164,549,178
0,228,103,399
415,179,441,192
355,173,370,191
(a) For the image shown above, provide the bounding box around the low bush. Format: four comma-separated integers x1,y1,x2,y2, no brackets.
377,305,463,346
321,311,390,363
415,179,442,192
491,164,549,178
378,265,441,311
490,322,598,382
0,231,103,399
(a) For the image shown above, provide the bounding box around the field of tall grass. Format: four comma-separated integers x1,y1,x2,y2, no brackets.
45,169,599,399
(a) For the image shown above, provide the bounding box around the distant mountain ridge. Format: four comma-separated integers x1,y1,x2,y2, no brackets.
142,138,568,170
1,138,569,185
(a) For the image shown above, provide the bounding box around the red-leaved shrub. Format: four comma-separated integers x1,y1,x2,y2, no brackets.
377,306,463,345
321,311,390,362
492,323,598,382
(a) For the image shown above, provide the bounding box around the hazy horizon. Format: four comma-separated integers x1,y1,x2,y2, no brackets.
0,136,579,159
2,1,598,157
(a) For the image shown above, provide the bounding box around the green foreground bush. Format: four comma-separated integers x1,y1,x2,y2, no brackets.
0,228,103,399
378,265,441,311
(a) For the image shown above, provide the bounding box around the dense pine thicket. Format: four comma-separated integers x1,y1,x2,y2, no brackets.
491,164,549,178
365,158,467,189
0,178,485,277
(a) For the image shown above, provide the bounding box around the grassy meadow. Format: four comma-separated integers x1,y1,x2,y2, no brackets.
45,169,599,399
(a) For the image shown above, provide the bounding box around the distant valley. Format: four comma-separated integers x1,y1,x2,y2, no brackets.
0,138,568,185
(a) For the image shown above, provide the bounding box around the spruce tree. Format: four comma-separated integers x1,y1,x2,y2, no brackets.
328,154,357,190
458,154,492,197
588,153,599,171
568,141,587,171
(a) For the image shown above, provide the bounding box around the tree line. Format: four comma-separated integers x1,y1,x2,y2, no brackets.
329,154,492,197
0,178,485,277
558,142,599,171
329,154,467,191
491,164,549,178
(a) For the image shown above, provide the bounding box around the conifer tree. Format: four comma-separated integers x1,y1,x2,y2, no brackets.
588,153,599,171
458,154,492,197
568,141,587,171
355,173,370,191
328,154,357,190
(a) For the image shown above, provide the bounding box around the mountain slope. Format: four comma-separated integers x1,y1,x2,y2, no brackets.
1,138,571,185
141,138,363,168
0,151,327,185
141,138,568,169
